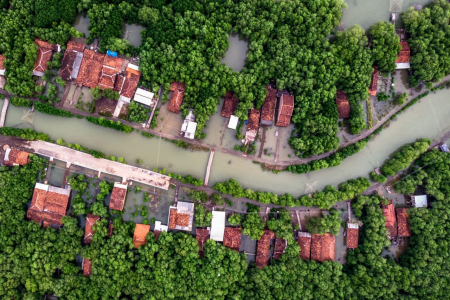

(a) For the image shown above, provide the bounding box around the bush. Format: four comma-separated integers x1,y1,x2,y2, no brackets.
141,132,154,138
128,101,151,123
228,213,243,225
86,116,134,133
306,208,341,236
35,85,45,94
55,76,66,87
9,97,31,107
103,88,119,100
0,127,50,141
34,102,73,117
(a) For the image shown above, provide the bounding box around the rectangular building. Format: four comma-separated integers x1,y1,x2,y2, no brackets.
396,41,411,69
347,223,359,249
84,214,101,244
0,54,6,76
311,233,335,262
33,39,57,77
369,66,379,96
4,148,29,166
133,224,150,248
396,208,411,237
336,90,350,119
256,230,275,268
168,201,194,231
223,227,241,252
245,108,260,144
59,41,85,81
210,211,225,242
273,238,287,259
298,232,312,260
76,49,105,88
116,64,141,103
109,182,128,211
98,55,123,90
260,85,277,126
276,93,294,127
196,228,210,257
221,91,239,117
168,82,185,114
382,200,398,239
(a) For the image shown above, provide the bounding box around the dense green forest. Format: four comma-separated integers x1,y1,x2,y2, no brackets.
2,152,450,298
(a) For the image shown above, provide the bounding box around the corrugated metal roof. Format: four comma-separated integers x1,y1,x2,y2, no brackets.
228,115,239,129
133,94,153,106
210,211,225,241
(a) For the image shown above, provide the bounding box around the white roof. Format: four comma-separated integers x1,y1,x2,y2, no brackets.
119,95,131,103
0,69,5,76
159,225,168,232
210,211,225,242
114,182,128,190
35,182,49,191
412,195,427,208
133,94,153,106
127,63,139,71
135,88,154,99
154,220,168,232
298,232,311,238
4,148,10,161
48,185,71,195
228,115,239,129
185,122,197,139
396,62,410,69
347,223,359,229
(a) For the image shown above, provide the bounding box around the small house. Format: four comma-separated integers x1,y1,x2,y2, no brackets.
245,108,260,144
298,232,312,260
168,82,185,114
116,64,141,103
168,201,194,231
210,211,225,242
396,41,411,69
84,214,100,244
180,110,197,140
33,38,59,77
133,224,150,248
411,195,427,208
311,233,335,262
276,93,294,127
4,148,29,166
196,228,210,257
26,183,71,227
346,223,359,249
223,227,241,252
382,200,397,239
133,88,155,106
396,208,411,237
109,182,128,211
256,230,275,268
221,91,239,117
228,115,239,130
369,66,379,96
98,55,123,90
335,91,350,119
260,85,277,126
59,41,85,81
273,238,287,259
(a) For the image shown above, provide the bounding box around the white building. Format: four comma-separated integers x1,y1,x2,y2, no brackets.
228,115,239,130
181,110,197,139
210,211,225,242
154,220,168,232
133,88,154,106
411,195,427,208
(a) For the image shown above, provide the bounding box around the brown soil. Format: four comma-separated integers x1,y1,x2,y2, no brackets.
95,97,117,117
118,103,129,120
261,163,287,172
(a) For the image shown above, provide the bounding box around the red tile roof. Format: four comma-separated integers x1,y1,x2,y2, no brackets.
369,66,379,96
223,227,241,251
35,38,58,52
335,90,350,119
396,208,411,237
118,67,140,99
76,49,105,88
45,191,69,215
98,56,123,90
276,94,294,127
109,185,127,211
84,214,100,244
168,208,177,229
60,42,85,81
168,82,185,114
27,185,70,226
256,230,275,268
311,233,335,262
0,55,6,71
298,232,311,260
273,238,287,259
82,258,92,277
382,200,397,239
347,224,359,249
221,91,239,117
66,41,85,52
248,108,260,131
260,85,277,125
33,47,53,74
396,41,410,63
133,224,150,248
196,228,210,257
5,148,29,166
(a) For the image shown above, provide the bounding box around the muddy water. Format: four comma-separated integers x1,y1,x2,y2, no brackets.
221,33,248,72
74,14,90,37
123,24,145,48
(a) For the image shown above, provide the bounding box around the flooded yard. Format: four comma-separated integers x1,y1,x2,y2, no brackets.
123,23,145,47
221,33,248,72
74,14,90,37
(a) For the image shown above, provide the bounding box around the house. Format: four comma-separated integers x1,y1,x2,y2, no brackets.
298,232,312,260
196,228,210,257
411,195,427,208
311,233,335,262
76,49,105,88
33,39,59,77
223,227,241,251
98,55,123,90
260,85,277,126
134,88,155,106
153,220,168,241
396,41,411,69
26,183,71,227
59,41,85,81
221,91,239,117
109,182,128,211
84,214,100,244
347,223,359,249
82,258,92,277
210,211,225,242
228,115,239,130
396,208,411,237
276,93,294,127
335,91,350,119
369,66,379,96
168,201,194,231
273,238,287,259
382,200,397,239
180,110,197,140
0,54,6,76
4,148,29,166
133,224,150,248
256,230,275,268
116,64,141,103
168,82,185,114
245,108,260,144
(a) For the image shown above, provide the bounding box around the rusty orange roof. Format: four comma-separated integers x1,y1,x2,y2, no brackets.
76,49,105,88
45,191,70,215
168,208,177,229
168,82,185,114
382,200,397,239
66,41,85,52
396,208,411,237
248,108,260,131
273,238,287,259
369,66,379,96
133,224,150,248
347,224,359,249
27,185,70,227
35,38,58,52
336,91,350,119
0,55,6,70
221,91,239,117
260,85,277,125
98,56,123,90
298,232,311,260
311,233,335,262
84,214,100,244
5,148,29,166
276,94,294,127
223,227,241,251
396,41,410,63
196,228,210,257
33,47,53,75
82,258,92,277
256,230,275,268
118,68,140,99
109,185,127,211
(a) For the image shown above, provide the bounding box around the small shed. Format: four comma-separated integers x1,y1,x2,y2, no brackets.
134,88,155,106
228,115,239,130
4,148,29,166
440,144,449,153
133,224,150,248
196,228,210,257
411,195,427,208
223,227,241,251
346,223,359,249
181,110,197,139
396,41,411,69
109,182,128,211
335,91,350,119
396,208,411,237
210,211,226,242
